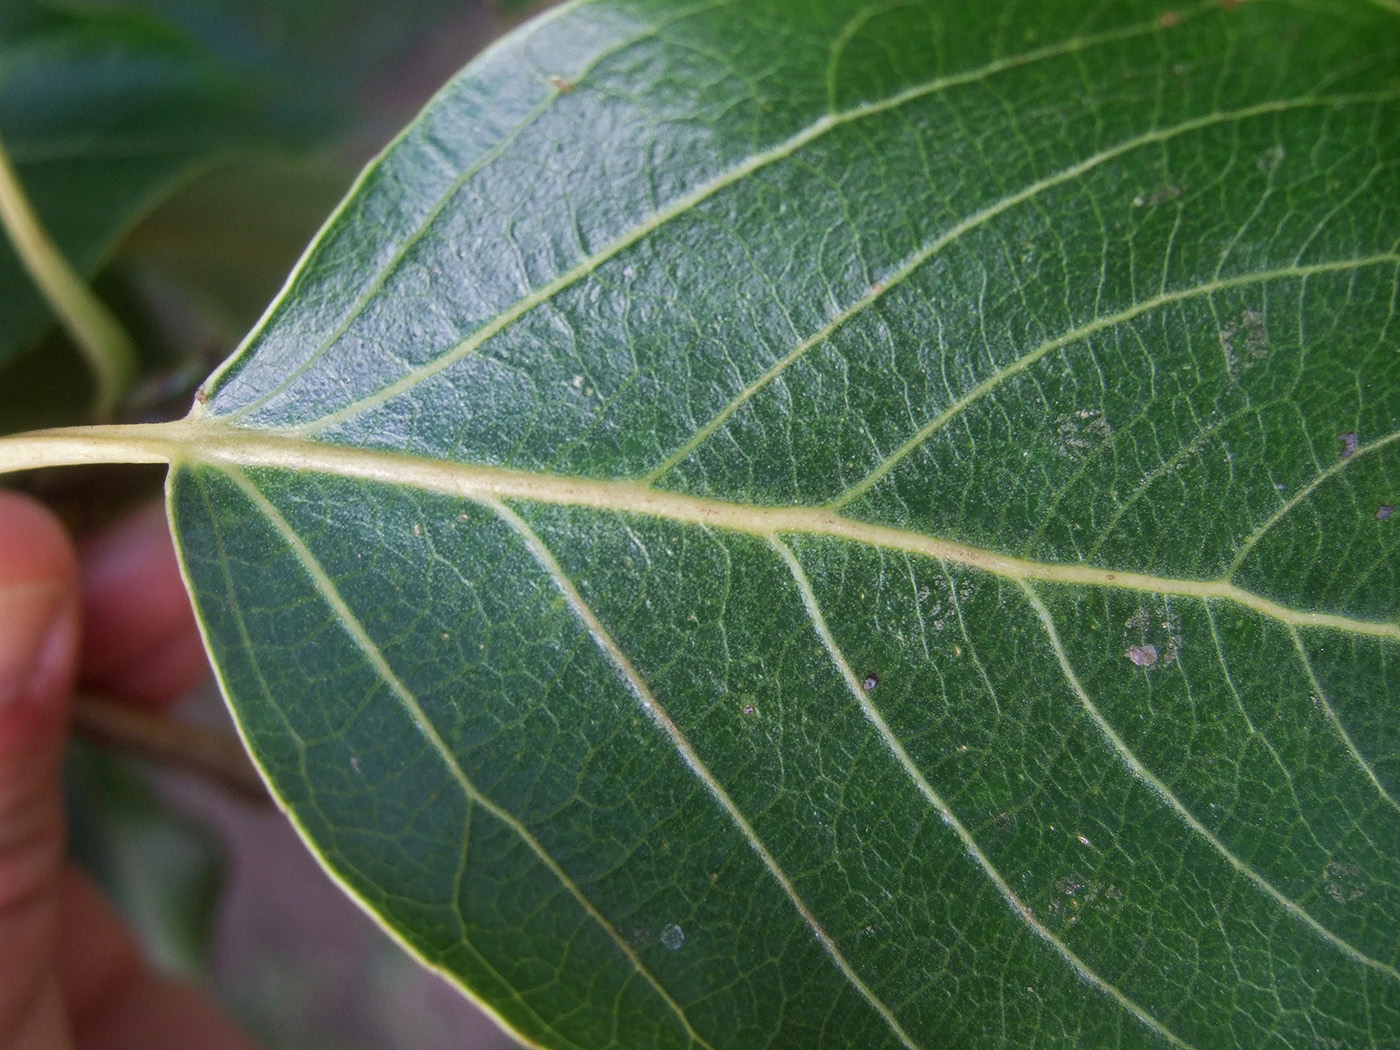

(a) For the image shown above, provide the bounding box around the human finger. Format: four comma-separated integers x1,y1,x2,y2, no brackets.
0,489,80,1048
55,867,259,1050
79,503,209,709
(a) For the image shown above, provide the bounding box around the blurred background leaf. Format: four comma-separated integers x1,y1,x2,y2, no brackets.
66,742,224,979
0,0,324,368
0,0,548,432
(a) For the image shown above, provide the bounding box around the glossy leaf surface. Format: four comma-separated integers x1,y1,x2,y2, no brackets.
170,1,1400,1046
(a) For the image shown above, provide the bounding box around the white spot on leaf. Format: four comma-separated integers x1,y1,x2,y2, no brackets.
1055,408,1111,460
1256,144,1286,172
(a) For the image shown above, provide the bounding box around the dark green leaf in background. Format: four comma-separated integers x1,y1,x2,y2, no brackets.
0,0,527,380
0,0,324,366
65,744,224,979
146,0,1400,1045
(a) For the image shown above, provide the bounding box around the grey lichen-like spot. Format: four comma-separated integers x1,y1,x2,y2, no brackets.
1126,644,1159,668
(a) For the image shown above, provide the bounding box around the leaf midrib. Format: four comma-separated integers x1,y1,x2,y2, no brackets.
6,419,1396,642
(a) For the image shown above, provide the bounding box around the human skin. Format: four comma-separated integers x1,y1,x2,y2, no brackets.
0,490,258,1050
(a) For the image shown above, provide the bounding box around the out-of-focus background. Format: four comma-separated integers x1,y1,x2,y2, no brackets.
74,685,526,1050
0,1,570,1045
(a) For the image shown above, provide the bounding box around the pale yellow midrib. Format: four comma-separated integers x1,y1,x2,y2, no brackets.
2,420,1395,643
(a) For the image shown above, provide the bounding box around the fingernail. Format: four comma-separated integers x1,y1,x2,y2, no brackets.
0,581,70,709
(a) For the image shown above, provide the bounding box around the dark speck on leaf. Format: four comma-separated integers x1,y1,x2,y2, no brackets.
1338,432,1359,458
862,673,879,691
1378,505,1395,522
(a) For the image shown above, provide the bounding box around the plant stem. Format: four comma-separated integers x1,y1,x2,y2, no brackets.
0,132,139,420
73,695,271,805
0,423,178,476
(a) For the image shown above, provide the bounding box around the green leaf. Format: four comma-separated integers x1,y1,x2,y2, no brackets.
101,0,1400,1045
0,1,318,366
65,744,224,979
0,0,497,374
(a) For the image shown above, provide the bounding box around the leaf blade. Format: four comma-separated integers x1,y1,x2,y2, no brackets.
167,1,1400,1046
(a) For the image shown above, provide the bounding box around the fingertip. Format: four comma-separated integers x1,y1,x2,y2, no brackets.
0,496,78,1025
57,867,261,1050
0,491,79,750
79,502,209,708
98,620,210,706
53,867,143,1017
0,490,78,591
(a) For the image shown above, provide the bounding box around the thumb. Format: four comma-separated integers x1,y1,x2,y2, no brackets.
0,490,80,1048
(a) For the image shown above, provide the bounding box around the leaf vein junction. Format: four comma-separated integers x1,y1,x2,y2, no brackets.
219,467,717,1050
829,254,1400,510
643,101,1400,488
773,540,1199,1050
1287,625,1400,815
1227,426,1400,580
1019,581,1400,981
488,499,923,1050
